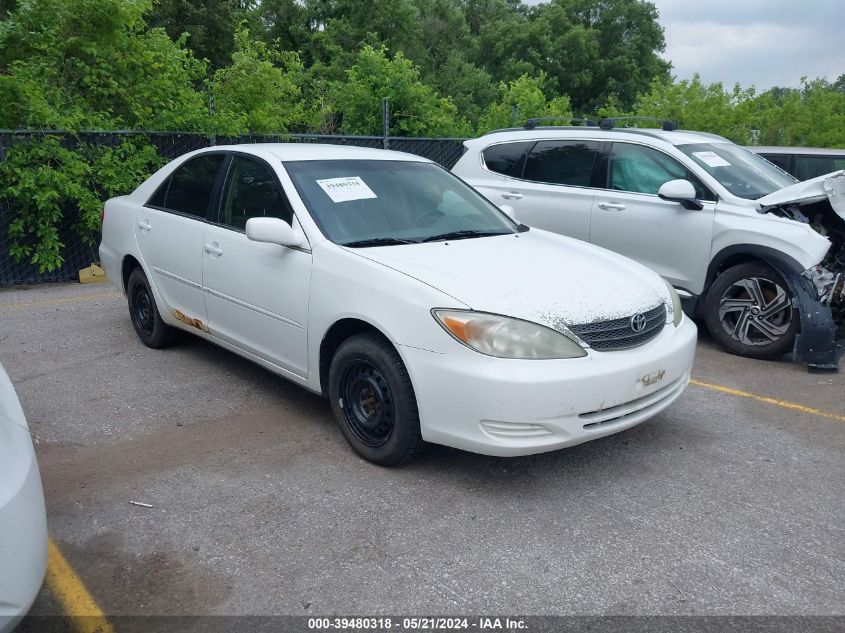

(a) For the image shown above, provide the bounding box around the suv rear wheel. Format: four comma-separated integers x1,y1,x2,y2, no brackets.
704,262,798,359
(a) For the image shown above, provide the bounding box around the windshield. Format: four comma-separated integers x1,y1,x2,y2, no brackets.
678,142,797,200
285,160,518,246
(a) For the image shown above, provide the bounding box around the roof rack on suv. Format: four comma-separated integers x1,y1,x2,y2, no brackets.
524,117,599,130
599,117,677,132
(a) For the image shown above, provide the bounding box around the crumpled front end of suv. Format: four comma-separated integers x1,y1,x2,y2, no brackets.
758,170,845,368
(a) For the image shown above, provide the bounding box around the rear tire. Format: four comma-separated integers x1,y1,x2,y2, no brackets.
328,333,425,466
704,262,798,359
126,267,179,349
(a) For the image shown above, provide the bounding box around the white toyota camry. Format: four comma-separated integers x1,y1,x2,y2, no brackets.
100,144,697,465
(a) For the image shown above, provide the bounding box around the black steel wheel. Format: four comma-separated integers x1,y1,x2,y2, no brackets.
126,267,179,349
340,360,395,447
704,262,798,359
329,333,425,466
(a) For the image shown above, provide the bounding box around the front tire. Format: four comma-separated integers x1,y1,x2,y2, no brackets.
126,267,179,349
328,333,425,466
704,262,798,359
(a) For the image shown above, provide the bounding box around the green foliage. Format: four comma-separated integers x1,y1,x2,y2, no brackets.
0,135,163,272
628,75,845,148
210,28,307,135
0,0,208,131
330,45,469,137
478,74,573,133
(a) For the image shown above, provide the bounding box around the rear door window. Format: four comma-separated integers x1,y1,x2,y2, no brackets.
523,141,600,187
794,155,845,181
147,154,226,218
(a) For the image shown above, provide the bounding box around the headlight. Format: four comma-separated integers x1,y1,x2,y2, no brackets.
663,279,683,327
432,309,587,359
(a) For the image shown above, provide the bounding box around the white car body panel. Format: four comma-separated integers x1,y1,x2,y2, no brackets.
100,143,697,457
0,364,47,633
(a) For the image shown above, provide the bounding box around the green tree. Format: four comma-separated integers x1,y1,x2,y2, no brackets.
210,28,307,135
146,0,250,69
0,0,208,130
330,45,469,136
478,74,572,132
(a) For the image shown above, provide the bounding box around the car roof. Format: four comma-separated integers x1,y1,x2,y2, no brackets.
469,127,730,148
747,146,845,156
205,143,431,163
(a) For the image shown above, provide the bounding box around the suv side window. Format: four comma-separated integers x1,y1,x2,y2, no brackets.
794,155,845,181
523,140,600,187
147,154,226,218
219,155,292,230
609,143,715,202
482,142,532,177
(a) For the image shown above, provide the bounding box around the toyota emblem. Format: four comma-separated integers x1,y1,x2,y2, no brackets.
630,313,647,333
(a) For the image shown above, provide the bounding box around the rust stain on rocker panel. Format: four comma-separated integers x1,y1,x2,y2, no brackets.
172,309,209,333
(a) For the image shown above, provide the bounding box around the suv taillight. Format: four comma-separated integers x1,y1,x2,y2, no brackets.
101,207,105,224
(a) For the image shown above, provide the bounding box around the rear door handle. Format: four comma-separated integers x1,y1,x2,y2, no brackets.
137,220,151,232
597,201,626,211
203,243,223,257
501,191,524,200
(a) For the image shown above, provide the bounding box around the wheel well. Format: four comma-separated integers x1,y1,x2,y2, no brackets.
319,319,386,396
121,255,141,293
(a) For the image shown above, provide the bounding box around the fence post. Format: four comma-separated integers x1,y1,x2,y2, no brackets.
382,98,390,149
208,92,216,147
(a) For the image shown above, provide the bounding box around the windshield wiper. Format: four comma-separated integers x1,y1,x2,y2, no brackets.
341,237,420,248
420,229,511,243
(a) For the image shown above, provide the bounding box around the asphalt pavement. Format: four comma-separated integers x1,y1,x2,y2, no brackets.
1,282,843,619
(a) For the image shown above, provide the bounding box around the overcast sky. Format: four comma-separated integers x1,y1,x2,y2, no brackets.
651,0,843,89
527,0,843,90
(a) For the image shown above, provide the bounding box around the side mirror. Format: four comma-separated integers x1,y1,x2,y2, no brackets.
658,179,703,210
499,204,516,220
245,217,305,248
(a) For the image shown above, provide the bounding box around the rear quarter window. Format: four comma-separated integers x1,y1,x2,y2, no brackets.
481,142,532,177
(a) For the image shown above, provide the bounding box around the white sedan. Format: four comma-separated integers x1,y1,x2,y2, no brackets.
0,363,47,633
100,144,697,465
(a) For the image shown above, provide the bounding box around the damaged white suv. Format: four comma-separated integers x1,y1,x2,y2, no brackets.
453,118,845,367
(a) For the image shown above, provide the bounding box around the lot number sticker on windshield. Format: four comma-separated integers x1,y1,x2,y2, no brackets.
693,151,732,168
316,176,378,203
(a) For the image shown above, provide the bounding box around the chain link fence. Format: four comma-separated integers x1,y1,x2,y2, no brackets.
0,131,468,286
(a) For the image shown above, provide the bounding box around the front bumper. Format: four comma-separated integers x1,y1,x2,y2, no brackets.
402,317,697,456
0,428,48,633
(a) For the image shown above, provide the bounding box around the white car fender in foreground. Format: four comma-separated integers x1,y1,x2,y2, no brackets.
0,364,47,633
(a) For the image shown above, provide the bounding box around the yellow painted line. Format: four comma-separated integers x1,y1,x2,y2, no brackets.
0,291,120,313
690,378,845,423
45,537,114,633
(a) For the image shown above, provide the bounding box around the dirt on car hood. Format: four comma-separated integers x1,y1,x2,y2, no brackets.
350,229,668,330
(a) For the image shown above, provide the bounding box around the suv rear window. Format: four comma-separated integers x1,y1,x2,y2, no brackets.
523,140,600,187
482,142,532,177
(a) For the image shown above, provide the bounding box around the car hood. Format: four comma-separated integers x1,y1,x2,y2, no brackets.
758,170,845,218
347,229,668,330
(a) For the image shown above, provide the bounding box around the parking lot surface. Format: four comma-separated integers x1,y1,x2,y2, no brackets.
2,282,843,617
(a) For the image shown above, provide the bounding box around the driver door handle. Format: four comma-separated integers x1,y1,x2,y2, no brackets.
502,191,524,200
204,243,223,257
597,201,626,211
137,220,151,232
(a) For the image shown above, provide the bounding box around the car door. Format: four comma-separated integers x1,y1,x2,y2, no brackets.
589,141,716,294
202,153,312,378
135,153,226,326
498,140,601,242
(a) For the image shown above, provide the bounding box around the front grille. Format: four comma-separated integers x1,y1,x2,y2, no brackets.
569,304,666,351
